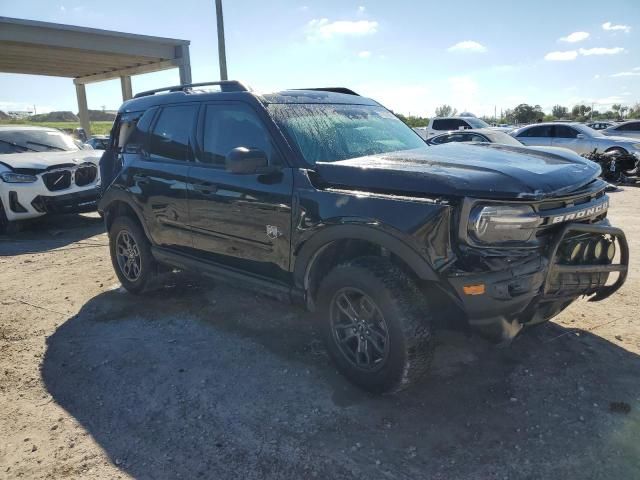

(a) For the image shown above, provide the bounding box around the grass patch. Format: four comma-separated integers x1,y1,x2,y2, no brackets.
0,120,113,136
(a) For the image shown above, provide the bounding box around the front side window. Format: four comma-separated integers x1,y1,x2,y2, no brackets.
0,128,80,154
148,105,197,161
554,125,578,138
268,104,426,165
200,103,275,166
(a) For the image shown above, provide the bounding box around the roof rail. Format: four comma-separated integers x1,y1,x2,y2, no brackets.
133,80,251,98
297,87,360,96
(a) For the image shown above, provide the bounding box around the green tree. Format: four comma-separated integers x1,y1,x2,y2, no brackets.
435,105,457,117
395,113,430,128
552,105,568,118
512,104,544,124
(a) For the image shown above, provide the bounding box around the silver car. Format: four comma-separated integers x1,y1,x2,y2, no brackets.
511,122,640,157
601,120,640,139
427,128,523,146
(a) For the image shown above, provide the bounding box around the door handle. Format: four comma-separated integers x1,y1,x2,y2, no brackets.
192,183,218,194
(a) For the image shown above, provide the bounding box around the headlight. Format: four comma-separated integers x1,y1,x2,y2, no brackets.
469,204,542,245
0,172,38,183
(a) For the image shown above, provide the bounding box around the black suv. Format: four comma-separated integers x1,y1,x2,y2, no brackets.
99,81,629,393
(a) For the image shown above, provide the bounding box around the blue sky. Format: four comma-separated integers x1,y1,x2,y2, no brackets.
1,0,638,117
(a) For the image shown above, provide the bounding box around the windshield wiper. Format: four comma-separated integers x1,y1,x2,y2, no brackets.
0,138,39,152
25,140,68,152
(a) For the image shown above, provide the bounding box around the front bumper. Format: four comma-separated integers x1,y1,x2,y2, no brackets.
446,222,629,342
30,188,99,215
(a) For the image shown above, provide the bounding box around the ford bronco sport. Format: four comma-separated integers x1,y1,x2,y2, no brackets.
99,81,629,393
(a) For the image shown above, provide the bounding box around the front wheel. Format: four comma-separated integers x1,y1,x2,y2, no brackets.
316,257,433,394
109,216,158,294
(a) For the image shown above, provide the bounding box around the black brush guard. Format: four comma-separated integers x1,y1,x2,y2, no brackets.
544,223,629,302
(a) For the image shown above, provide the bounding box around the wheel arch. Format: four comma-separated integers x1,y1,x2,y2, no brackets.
101,194,150,241
294,224,439,307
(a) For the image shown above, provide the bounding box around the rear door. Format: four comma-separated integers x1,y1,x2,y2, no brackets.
187,101,293,281
514,125,553,146
551,124,590,154
124,103,198,250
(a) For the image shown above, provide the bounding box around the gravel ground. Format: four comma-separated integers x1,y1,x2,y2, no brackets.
1,189,639,479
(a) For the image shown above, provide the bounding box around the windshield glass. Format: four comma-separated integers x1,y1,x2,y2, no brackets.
484,131,523,146
0,128,80,154
464,117,490,128
574,124,604,137
268,104,426,164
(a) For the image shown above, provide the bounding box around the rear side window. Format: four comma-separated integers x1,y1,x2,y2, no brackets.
148,105,198,161
200,103,276,166
517,125,552,138
120,108,155,152
432,119,469,131
620,122,640,132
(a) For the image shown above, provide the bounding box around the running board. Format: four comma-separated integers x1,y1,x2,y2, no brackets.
151,247,304,305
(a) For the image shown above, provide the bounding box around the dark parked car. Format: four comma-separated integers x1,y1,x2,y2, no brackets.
98,81,629,393
85,135,110,150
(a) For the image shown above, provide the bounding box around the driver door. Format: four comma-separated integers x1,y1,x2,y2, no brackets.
187,101,293,282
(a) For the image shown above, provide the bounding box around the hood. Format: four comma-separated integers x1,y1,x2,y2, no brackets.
0,150,102,171
314,144,601,200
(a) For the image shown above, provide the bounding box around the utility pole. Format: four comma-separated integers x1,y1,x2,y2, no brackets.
215,0,228,80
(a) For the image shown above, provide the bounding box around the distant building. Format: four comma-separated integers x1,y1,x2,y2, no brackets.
7,111,34,119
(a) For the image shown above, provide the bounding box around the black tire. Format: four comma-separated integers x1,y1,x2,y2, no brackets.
605,147,628,155
0,199,20,235
109,215,157,294
316,256,433,394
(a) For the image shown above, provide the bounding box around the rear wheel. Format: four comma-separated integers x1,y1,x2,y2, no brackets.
109,216,157,294
317,256,433,394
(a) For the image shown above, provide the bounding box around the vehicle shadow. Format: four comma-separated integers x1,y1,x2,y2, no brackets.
42,277,640,479
0,213,105,256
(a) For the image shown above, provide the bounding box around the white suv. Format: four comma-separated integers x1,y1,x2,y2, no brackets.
0,126,103,233
414,116,512,140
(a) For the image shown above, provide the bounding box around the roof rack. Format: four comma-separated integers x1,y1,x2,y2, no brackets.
133,80,251,98
297,87,360,96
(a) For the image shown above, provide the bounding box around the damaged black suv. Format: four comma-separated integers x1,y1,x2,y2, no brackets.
99,81,629,393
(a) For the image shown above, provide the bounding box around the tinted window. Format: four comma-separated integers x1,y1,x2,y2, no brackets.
121,109,154,151
517,125,553,138
554,125,579,138
431,132,487,144
620,122,640,132
148,105,197,161
432,119,468,131
200,103,275,166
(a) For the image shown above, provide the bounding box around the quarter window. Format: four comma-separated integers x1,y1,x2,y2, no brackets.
200,103,275,166
148,105,198,161
554,125,579,138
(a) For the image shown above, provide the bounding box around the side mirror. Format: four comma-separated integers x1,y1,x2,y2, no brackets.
225,147,268,174
576,133,585,139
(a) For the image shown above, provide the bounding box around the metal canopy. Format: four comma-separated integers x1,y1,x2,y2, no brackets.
0,16,192,134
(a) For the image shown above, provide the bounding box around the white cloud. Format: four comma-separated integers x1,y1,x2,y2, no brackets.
447,41,487,53
559,31,590,43
356,84,432,116
358,50,372,59
602,22,631,33
594,74,601,79
632,66,640,71
306,18,378,40
597,95,626,105
544,50,578,61
579,47,625,56
358,6,366,13
610,71,640,77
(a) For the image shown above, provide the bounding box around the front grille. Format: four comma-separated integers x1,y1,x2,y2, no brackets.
75,165,97,186
42,170,71,191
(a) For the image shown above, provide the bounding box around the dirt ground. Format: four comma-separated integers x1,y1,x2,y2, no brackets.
1,189,639,480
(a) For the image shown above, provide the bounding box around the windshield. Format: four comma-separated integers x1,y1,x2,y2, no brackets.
484,131,523,146
574,124,604,137
268,104,426,164
0,128,80,154
464,117,490,128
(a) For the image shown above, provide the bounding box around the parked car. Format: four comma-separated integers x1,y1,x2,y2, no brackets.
415,117,512,140
99,81,628,393
601,120,640,139
0,126,102,233
427,128,524,146
86,135,110,150
586,121,617,131
511,122,640,157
